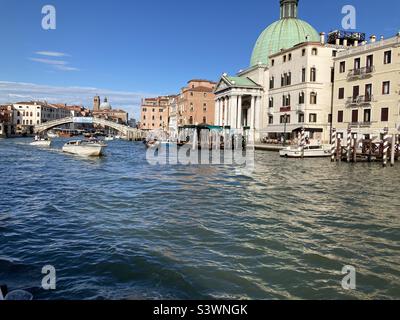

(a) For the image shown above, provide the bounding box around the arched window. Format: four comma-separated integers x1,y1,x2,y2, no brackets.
310,68,317,82
310,92,317,105
312,48,318,56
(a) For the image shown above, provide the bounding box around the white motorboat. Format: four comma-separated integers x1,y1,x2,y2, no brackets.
47,131,58,139
104,135,115,141
280,144,331,158
30,138,52,147
62,140,107,157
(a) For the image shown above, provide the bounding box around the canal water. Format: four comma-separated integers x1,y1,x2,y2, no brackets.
0,138,399,300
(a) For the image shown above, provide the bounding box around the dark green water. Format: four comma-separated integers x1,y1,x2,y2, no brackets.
0,138,399,300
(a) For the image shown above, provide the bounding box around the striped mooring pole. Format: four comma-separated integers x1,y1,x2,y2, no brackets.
383,127,389,167
347,127,352,163
300,127,305,158
331,128,337,162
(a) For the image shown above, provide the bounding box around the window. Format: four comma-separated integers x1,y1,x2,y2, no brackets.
328,114,332,124
353,86,360,100
338,88,345,99
143,115,146,120
302,68,306,82
160,116,163,120
280,115,290,124
268,116,274,124
152,116,155,120
159,109,163,112
282,95,291,106
309,113,317,123
288,53,292,61
381,108,389,122
339,61,346,73
269,98,274,108
364,109,371,123
384,51,392,64
299,92,305,104
310,68,316,82
203,117,207,123
152,109,155,112
366,55,373,68
281,75,284,87
271,59,275,66
190,92,194,96
298,113,304,123
365,84,372,101
382,81,390,95
311,48,318,56
332,50,337,57
338,110,344,123
310,92,317,104
269,77,275,89
283,55,287,63
287,72,291,86
189,116,194,124
354,58,361,70
352,110,359,123
302,49,306,56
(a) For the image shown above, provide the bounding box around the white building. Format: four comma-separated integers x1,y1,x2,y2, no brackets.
12,102,71,134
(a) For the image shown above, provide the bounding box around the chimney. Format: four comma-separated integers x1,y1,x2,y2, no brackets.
362,41,367,45
320,32,326,44
370,35,377,43
335,38,340,46
343,39,348,47
354,40,359,47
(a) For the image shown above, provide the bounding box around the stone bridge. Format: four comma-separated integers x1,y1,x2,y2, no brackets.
34,116,145,141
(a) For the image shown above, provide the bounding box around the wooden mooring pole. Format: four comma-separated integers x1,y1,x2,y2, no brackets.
331,128,336,162
347,128,352,163
383,127,389,167
391,134,396,167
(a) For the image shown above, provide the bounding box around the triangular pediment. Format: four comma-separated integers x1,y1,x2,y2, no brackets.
214,77,231,93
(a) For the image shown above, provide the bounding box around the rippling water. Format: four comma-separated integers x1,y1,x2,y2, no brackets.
0,137,399,300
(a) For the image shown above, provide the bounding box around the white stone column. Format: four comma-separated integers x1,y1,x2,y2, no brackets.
237,96,242,130
250,96,256,129
217,99,221,126
255,96,261,130
230,96,237,129
219,99,223,126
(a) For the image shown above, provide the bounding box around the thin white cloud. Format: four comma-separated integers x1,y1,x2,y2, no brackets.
54,65,80,72
35,51,70,57
29,58,67,65
0,81,159,119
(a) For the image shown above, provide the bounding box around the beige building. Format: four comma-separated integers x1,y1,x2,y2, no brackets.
12,101,71,134
140,96,170,131
332,34,400,140
266,39,345,143
177,79,216,127
92,97,129,124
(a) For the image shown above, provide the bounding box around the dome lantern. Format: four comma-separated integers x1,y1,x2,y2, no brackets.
280,0,299,19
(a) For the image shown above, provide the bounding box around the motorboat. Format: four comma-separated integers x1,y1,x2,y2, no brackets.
62,140,107,157
30,136,52,147
47,131,58,139
279,144,331,158
104,135,115,141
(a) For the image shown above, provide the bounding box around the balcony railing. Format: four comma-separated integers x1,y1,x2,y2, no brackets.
346,95,374,107
347,66,375,79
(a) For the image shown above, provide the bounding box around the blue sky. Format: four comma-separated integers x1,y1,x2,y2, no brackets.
0,0,399,118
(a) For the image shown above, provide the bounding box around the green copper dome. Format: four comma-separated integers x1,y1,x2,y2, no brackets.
250,0,320,66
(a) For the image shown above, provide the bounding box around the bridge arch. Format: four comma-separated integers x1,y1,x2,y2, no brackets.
34,116,144,140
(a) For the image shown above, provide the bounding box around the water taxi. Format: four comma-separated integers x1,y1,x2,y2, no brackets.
104,135,115,141
279,144,331,158
62,140,107,157
30,136,52,147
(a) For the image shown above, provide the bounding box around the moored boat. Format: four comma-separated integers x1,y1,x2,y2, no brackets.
62,140,107,157
279,144,331,158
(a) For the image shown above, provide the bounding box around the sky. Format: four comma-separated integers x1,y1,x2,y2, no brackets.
0,0,399,118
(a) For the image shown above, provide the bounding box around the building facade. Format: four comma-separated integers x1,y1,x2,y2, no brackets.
332,34,400,140
177,80,216,127
0,105,14,137
168,95,178,135
12,102,72,135
266,40,343,143
140,96,170,131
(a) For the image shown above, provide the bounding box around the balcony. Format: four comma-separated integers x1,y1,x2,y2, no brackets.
347,66,375,80
349,121,373,128
346,95,374,107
